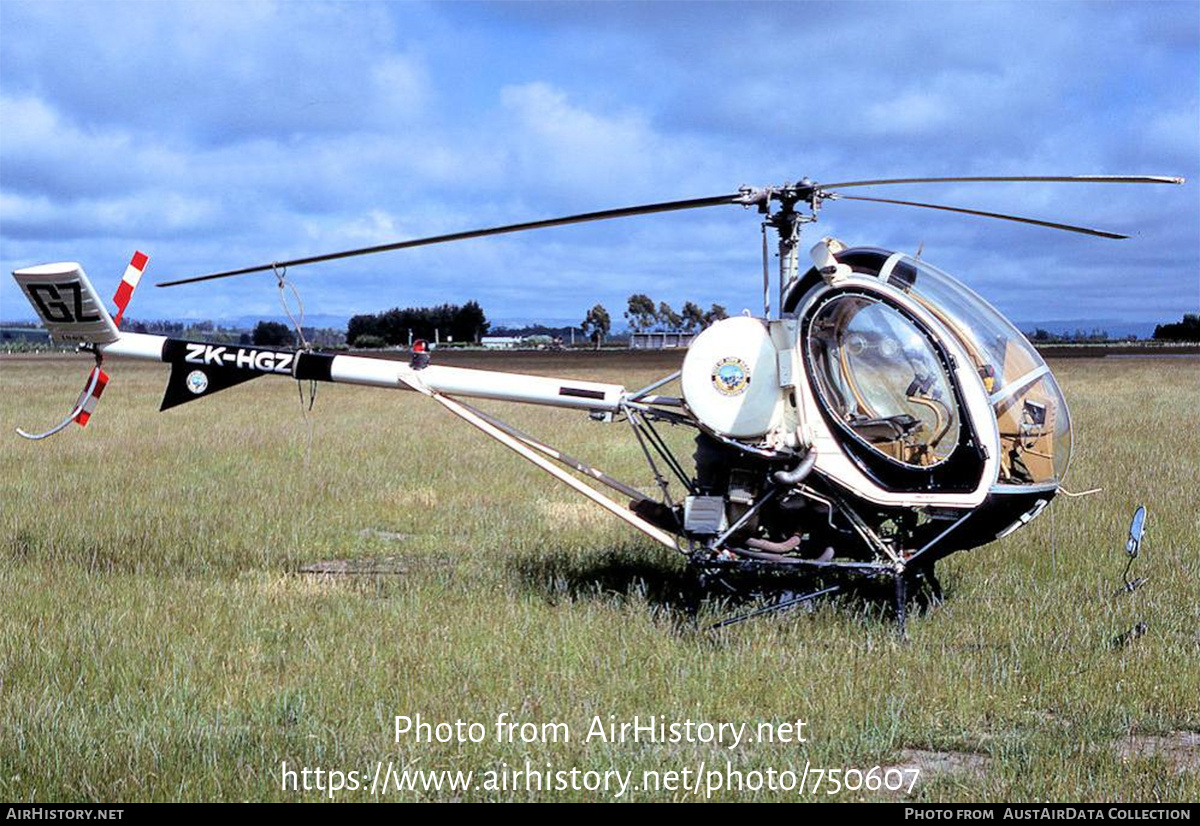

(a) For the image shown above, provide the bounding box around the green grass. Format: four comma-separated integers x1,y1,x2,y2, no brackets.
1,352,1197,801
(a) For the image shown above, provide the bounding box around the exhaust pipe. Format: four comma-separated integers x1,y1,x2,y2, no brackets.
773,447,817,486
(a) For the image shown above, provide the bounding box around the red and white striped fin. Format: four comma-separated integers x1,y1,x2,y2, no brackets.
112,250,149,327
74,367,110,426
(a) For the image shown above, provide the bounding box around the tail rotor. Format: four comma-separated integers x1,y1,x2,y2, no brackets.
11,251,147,440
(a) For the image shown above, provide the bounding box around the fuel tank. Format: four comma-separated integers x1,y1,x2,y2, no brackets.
681,316,784,439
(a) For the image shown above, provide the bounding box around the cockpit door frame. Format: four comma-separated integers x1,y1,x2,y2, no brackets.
791,275,1001,509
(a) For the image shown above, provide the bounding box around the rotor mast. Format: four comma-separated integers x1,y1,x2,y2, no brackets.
747,181,820,319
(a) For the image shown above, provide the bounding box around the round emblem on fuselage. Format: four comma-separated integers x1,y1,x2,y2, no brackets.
186,370,209,394
711,356,751,397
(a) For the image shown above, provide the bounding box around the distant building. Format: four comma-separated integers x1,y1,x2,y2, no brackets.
629,331,695,349
481,336,524,349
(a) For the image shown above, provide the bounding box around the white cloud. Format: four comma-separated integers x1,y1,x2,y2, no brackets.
0,1,1196,326
371,55,429,119
500,82,663,194
865,91,953,137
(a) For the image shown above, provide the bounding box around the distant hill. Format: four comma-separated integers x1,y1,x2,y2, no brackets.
208,313,351,330
1015,319,1159,340
490,317,584,330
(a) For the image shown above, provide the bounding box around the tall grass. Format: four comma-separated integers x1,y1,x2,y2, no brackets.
1,352,1196,801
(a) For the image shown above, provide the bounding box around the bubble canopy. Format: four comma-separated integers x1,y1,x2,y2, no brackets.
790,248,1072,487
889,254,1072,485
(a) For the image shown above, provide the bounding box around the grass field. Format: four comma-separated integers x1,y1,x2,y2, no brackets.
1,350,1197,802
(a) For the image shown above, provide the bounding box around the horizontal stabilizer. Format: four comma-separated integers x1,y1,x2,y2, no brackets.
12,262,120,345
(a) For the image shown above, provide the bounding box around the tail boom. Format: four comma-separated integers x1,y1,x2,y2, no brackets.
98,333,626,413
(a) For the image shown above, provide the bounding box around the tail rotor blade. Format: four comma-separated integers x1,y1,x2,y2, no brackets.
112,250,149,327
16,366,109,441
832,194,1129,239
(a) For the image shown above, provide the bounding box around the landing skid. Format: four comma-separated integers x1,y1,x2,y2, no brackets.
708,585,842,630
692,552,943,638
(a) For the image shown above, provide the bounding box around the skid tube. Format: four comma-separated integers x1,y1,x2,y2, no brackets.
690,550,928,638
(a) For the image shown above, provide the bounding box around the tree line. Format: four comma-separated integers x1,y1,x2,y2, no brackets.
1153,313,1200,341
624,295,728,333
1027,327,1112,344
578,295,729,349
346,302,489,347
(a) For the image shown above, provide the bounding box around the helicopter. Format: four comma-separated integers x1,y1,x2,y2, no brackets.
11,174,1185,631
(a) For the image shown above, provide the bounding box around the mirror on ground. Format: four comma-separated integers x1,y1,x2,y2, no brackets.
1126,505,1147,558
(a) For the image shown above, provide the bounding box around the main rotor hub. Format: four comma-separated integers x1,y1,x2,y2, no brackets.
738,179,822,227
737,180,826,319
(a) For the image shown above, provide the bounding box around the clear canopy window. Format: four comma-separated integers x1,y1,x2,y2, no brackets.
889,255,1073,484
993,375,1073,484
808,294,960,467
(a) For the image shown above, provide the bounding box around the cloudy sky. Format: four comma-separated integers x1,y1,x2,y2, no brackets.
1,0,1196,329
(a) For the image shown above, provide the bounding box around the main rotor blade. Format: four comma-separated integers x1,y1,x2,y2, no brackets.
156,193,746,287
834,194,1129,239
820,175,1184,189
